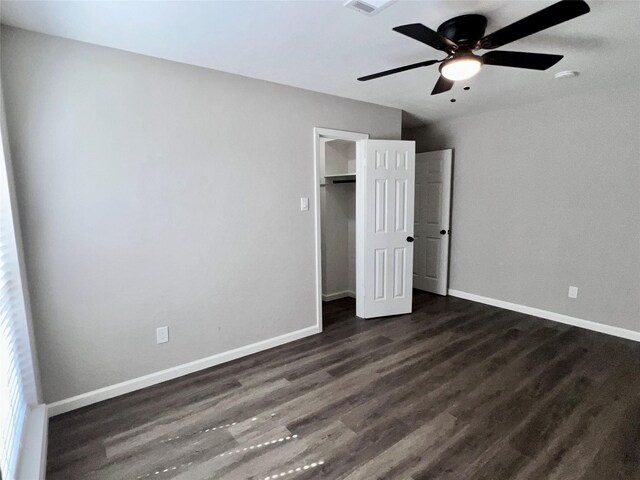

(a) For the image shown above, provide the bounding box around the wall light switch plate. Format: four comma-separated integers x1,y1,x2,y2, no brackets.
568,286,578,299
156,326,169,344
300,197,309,211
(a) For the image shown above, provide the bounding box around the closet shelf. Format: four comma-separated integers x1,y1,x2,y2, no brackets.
324,173,356,180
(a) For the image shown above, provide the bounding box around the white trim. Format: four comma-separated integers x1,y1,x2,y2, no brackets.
314,128,369,142
313,128,369,333
322,290,356,302
448,289,640,343
47,325,320,417
17,404,48,480
355,140,366,318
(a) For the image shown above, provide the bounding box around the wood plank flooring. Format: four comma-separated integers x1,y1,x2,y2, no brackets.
47,291,640,479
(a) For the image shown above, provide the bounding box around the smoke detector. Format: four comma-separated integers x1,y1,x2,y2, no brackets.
344,0,396,16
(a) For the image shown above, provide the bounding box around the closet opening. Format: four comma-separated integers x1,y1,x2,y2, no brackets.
313,128,368,331
314,128,417,328
321,139,357,326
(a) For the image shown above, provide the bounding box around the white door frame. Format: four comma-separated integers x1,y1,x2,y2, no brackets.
313,127,369,332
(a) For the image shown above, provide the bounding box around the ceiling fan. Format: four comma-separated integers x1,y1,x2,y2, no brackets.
358,0,590,95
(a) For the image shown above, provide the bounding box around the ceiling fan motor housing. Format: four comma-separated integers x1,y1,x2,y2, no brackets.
437,14,488,49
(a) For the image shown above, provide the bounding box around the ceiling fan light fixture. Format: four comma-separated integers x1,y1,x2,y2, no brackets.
440,55,483,81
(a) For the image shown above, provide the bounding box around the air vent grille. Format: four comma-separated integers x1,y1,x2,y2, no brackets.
344,0,395,16
349,1,375,13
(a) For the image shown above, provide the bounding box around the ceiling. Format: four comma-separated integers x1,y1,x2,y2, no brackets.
2,1,639,127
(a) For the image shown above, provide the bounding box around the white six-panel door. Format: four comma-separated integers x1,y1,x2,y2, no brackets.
356,140,415,319
413,150,452,295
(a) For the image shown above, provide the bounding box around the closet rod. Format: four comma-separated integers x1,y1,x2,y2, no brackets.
332,179,356,184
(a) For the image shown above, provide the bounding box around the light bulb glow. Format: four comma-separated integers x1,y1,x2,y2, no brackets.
440,57,482,81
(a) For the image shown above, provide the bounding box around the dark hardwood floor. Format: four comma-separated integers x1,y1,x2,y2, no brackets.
47,291,640,480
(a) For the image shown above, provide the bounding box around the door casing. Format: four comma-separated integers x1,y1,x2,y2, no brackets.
313,128,368,332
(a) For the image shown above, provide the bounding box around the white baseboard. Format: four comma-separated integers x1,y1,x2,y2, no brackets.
47,325,320,417
18,404,48,480
322,290,356,301
448,289,640,343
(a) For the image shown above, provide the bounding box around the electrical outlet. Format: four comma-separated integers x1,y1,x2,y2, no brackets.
156,326,169,344
568,286,578,299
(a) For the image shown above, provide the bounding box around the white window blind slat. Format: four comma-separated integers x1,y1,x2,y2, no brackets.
0,113,37,479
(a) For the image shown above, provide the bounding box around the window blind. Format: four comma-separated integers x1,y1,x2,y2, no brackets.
0,121,37,479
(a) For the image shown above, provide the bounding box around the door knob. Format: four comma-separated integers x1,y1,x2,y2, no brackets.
440,230,446,235
406,236,414,242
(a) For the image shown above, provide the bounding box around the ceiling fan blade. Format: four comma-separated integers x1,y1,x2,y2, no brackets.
358,60,439,81
431,75,454,95
482,51,563,70
480,0,590,50
393,24,457,51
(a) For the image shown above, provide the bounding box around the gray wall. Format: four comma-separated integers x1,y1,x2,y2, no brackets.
404,86,640,333
0,27,401,403
321,183,355,297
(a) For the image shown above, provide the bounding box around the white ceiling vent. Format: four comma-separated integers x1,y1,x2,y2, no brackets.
344,0,396,16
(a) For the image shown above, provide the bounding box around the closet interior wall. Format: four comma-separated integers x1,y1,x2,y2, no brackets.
320,140,356,300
